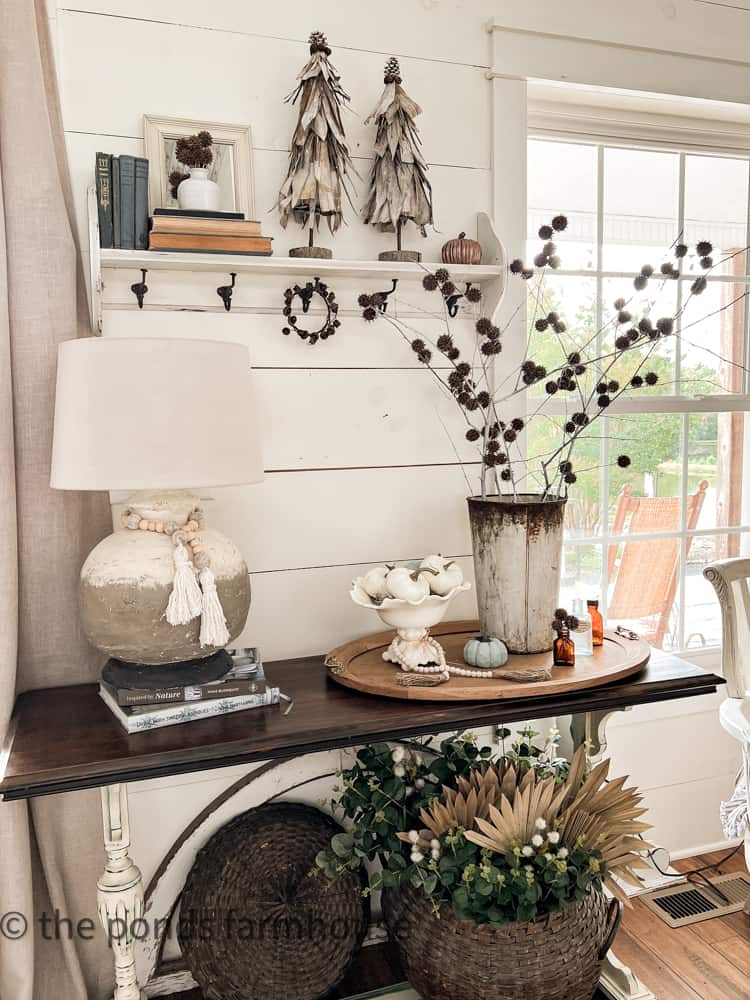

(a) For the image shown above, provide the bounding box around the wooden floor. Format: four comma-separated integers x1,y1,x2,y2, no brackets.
615,849,750,999
166,851,750,1000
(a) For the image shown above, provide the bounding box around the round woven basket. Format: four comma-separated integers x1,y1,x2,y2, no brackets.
178,802,368,1000
383,885,621,1000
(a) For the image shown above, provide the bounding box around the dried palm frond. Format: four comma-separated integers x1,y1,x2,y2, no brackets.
463,746,652,900
362,57,433,236
276,31,357,234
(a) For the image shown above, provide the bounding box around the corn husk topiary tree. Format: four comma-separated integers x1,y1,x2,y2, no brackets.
276,30,356,258
363,56,434,262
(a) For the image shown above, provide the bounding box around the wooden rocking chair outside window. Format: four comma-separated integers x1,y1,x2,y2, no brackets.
606,481,709,648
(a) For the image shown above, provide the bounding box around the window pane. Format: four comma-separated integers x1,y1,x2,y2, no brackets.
603,148,679,271
601,277,678,394
524,414,602,531
679,281,747,395
683,533,748,649
606,537,680,650
560,543,602,609
526,274,598,398
688,412,745,530
683,155,748,277
606,414,683,532
528,140,597,270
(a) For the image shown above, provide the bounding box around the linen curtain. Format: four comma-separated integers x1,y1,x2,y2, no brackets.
0,2,114,997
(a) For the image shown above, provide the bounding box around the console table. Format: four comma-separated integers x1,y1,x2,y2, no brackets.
0,651,724,1000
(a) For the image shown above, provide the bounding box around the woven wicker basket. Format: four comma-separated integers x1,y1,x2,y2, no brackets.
383,885,621,1000
178,802,368,1000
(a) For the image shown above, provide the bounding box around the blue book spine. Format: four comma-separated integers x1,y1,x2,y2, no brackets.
95,152,113,248
134,157,149,250
119,155,135,249
112,157,121,248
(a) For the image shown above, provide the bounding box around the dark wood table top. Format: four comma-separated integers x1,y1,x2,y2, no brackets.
0,652,724,801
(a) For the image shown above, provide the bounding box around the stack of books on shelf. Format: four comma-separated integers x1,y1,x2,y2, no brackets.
148,208,273,256
99,647,280,733
95,152,149,250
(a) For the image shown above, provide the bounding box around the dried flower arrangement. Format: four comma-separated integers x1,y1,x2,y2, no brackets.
316,730,650,927
168,130,214,198
359,221,747,502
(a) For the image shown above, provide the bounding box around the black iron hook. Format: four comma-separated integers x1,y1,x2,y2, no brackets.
445,281,476,318
130,269,148,309
217,272,238,312
373,278,398,313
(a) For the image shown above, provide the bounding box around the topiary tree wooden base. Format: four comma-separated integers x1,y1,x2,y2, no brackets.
289,245,333,259
379,249,421,262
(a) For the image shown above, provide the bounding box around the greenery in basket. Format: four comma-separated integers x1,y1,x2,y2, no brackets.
316,730,650,927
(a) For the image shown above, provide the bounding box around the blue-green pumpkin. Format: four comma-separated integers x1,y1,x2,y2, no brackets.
463,635,509,670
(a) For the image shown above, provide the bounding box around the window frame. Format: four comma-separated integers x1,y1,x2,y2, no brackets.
525,128,750,652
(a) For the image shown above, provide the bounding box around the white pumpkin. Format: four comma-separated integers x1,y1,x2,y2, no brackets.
420,555,464,596
386,566,433,602
361,565,392,603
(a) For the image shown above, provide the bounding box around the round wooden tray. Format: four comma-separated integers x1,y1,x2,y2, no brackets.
325,619,650,701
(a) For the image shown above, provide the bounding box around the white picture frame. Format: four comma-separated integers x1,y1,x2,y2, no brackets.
143,114,255,218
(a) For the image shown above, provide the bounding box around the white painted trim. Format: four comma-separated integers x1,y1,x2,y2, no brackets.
670,837,743,861
528,100,750,156
489,22,750,105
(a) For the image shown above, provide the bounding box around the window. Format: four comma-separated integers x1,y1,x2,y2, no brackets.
527,137,750,652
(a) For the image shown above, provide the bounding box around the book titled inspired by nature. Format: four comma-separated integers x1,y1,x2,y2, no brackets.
105,647,264,706
99,684,281,734
98,648,280,733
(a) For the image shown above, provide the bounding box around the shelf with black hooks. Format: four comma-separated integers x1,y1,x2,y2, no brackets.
87,190,507,332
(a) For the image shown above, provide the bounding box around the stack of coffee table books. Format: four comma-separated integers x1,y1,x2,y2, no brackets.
99,648,280,733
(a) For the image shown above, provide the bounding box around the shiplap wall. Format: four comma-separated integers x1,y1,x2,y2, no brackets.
48,1,744,932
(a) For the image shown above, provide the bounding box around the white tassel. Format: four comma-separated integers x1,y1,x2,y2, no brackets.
720,769,749,839
198,566,230,647
165,543,203,625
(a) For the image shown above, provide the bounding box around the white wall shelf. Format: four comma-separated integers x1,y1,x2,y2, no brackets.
87,188,506,332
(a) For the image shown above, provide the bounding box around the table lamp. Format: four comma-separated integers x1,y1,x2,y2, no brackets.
50,337,264,688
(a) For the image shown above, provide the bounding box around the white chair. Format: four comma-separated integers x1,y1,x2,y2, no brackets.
703,557,750,901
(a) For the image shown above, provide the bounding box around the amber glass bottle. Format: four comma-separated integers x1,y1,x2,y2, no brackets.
553,625,576,667
588,599,604,647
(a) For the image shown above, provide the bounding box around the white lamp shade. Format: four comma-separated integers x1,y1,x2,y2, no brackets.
51,338,264,490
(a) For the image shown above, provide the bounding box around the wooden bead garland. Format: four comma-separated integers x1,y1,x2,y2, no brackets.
120,505,229,647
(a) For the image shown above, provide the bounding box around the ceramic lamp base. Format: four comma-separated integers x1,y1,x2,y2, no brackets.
80,489,250,667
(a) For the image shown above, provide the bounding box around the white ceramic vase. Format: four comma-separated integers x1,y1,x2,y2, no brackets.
177,167,220,212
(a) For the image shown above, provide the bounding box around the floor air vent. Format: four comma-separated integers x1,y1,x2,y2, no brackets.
641,873,750,928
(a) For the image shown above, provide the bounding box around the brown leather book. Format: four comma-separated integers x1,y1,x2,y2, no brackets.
150,216,262,237
148,232,273,254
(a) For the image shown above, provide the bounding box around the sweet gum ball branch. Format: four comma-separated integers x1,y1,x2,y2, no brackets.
358,225,749,501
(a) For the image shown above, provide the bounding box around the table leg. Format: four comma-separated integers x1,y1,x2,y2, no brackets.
569,710,656,1000
97,784,146,1000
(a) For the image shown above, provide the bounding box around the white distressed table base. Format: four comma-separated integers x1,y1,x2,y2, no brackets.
119,708,661,1000
98,784,146,1000
600,952,656,1000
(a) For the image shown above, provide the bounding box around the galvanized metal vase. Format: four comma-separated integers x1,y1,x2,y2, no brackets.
467,495,566,654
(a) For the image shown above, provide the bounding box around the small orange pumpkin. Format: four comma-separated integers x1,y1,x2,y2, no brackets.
441,231,482,265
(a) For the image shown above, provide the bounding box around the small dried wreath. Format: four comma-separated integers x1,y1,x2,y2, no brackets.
281,278,340,345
